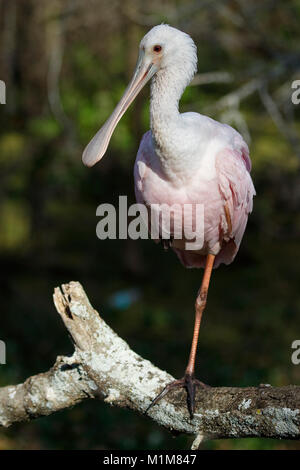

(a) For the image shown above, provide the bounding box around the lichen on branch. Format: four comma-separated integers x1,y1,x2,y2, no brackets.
0,282,299,447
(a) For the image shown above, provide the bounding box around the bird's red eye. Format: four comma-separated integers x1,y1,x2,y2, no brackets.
153,45,162,53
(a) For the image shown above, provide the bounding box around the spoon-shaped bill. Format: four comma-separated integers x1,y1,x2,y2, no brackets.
82,53,157,167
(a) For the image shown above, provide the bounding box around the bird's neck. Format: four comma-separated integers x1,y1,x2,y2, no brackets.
150,68,184,139
150,68,192,180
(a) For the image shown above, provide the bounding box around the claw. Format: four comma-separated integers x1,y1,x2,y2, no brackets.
145,373,209,419
160,236,173,251
144,378,183,414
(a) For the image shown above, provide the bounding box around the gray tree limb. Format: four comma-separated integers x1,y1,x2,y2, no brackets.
0,281,299,447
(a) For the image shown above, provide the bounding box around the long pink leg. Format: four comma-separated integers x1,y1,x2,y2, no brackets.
185,253,215,376
146,254,215,419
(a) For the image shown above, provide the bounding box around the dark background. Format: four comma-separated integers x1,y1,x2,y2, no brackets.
0,0,300,450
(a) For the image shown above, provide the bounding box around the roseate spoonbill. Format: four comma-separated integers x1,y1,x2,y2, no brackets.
82,24,255,418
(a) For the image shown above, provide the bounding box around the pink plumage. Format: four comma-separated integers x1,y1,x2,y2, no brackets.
134,128,255,269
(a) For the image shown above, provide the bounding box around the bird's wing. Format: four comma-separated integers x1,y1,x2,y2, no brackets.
215,146,256,249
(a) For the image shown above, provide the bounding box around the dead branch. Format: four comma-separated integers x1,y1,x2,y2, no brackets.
0,281,299,447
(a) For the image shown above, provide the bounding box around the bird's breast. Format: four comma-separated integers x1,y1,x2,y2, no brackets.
134,132,225,255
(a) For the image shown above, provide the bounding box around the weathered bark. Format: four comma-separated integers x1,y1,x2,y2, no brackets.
0,281,299,447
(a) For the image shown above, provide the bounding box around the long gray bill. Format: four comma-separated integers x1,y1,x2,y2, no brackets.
82,53,156,167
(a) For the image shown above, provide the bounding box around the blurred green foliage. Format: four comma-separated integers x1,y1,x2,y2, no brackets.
0,0,299,450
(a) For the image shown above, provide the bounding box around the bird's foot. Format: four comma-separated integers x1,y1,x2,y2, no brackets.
145,373,209,419
161,237,173,251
